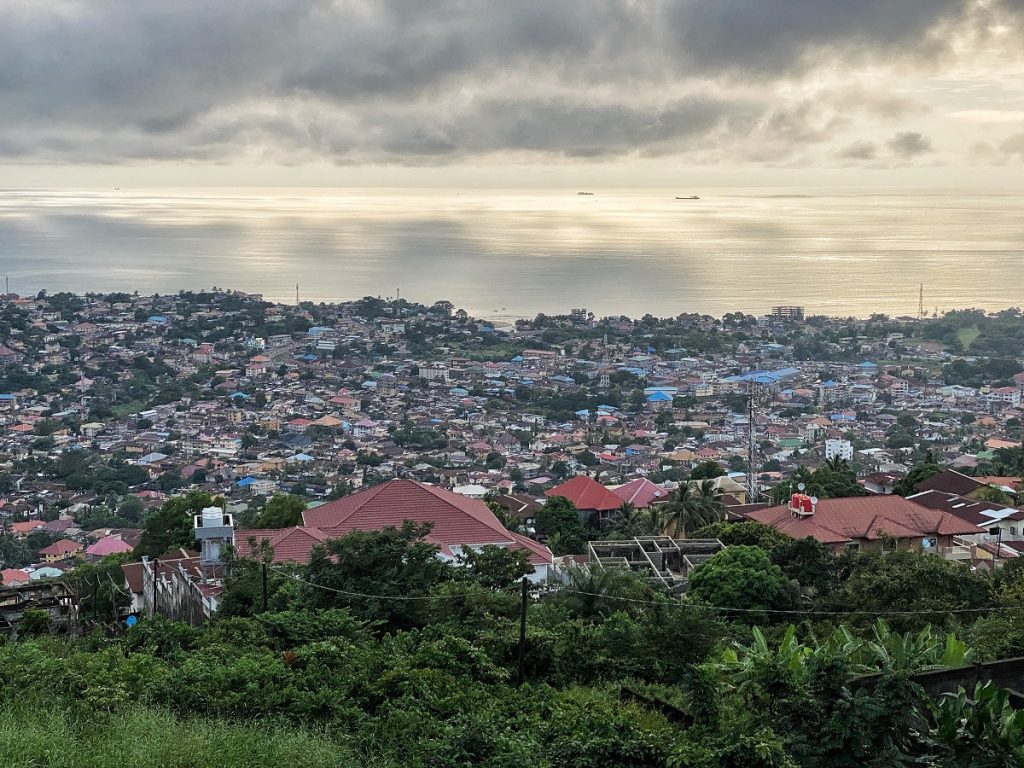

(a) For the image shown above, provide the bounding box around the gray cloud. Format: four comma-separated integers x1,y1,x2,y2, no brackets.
887,131,933,157
1000,133,1024,157
0,0,1014,167
838,141,879,161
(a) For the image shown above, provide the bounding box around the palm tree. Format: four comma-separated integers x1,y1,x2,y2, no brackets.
610,501,640,535
641,504,668,536
558,564,651,621
668,480,727,538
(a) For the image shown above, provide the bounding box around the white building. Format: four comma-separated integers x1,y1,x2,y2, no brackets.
825,439,853,462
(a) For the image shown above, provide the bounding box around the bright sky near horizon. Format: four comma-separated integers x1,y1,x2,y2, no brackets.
1,1,1023,188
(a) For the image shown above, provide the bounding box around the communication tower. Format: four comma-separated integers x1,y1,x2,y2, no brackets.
598,332,610,389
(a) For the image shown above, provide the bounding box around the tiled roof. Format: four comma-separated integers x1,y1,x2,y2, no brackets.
39,539,82,556
86,536,134,557
233,527,331,564
545,475,623,512
746,495,985,545
298,479,553,565
121,561,145,593
1,568,30,586
610,478,669,508
915,469,984,496
906,489,1005,526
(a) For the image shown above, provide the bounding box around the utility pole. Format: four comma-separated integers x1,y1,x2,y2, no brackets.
516,576,529,687
261,561,269,612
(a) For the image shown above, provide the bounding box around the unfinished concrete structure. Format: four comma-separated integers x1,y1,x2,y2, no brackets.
587,536,725,589
0,581,77,637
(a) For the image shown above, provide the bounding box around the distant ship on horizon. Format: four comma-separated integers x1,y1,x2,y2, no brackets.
675,195,700,200
577,191,594,195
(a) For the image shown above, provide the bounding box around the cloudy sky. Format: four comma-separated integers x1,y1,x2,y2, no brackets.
2,0,1023,187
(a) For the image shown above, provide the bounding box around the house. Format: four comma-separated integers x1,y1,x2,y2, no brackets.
39,539,84,563
85,536,135,559
1,569,30,587
863,472,900,495
252,479,557,581
9,520,45,537
610,477,670,508
745,495,984,553
545,475,624,527
914,469,986,498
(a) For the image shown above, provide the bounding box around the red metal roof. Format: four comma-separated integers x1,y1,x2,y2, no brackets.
39,539,82,556
746,495,985,546
545,475,623,512
611,478,669,508
233,527,331,564
299,479,553,565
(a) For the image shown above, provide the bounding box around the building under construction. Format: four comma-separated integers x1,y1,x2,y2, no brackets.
0,580,77,638
587,537,725,590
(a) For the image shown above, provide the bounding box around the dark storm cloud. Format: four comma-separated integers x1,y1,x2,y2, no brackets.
887,131,933,157
0,0,1007,165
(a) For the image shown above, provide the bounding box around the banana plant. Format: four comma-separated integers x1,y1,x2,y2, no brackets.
926,682,1024,767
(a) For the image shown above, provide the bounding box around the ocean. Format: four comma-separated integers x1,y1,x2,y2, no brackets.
0,187,1020,320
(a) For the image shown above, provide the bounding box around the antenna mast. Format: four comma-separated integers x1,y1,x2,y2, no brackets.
296,283,299,305
746,381,760,503
599,332,610,389
917,283,924,321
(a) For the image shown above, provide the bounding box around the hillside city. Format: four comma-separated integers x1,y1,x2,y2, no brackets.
2,287,1024,764
0,288,1023,607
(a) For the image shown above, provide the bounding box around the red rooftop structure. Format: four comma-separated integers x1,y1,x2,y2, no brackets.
241,479,555,580
545,475,624,526
745,495,985,553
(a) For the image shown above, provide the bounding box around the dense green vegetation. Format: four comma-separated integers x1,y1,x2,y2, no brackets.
4,521,1024,766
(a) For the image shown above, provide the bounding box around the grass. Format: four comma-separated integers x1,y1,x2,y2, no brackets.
0,700,358,768
956,325,981,351
110,399,148,418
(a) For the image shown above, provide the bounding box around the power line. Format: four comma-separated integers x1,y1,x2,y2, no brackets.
277,568,482,602
276,566,1017,619
553,588,1020,617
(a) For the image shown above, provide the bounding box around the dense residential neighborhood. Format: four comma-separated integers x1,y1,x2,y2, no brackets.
0,288,1021,626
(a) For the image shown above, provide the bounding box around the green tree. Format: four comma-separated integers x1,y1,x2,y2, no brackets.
668,480,726,537
893,462,943,496
688,546,796,614
117,495,146,523
253,494,307,528
300,521,452,629
457,545,533,589
135,491,218,559
535,496,585,555
690,460,725,480
831,549,993,632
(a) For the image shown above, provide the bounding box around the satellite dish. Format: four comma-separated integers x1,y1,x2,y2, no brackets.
921,537,933,549
797,482,806,492
809,496,819,505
